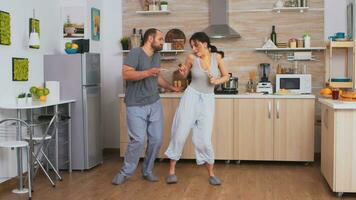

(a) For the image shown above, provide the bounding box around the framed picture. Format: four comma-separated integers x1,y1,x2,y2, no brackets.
91,8,100,41
0,10,11,45
29,18,40,49
61,7,85,38
12,58,29,81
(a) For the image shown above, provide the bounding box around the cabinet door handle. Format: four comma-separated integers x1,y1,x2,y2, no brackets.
268,101,272,119
276,101,280,119
324,109,328,129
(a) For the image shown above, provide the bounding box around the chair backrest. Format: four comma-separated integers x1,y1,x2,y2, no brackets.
0,118,32,141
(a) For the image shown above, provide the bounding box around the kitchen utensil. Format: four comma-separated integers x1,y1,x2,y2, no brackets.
335,32,345,39
259,63,270,82
257,63,273,94
222,73,238,91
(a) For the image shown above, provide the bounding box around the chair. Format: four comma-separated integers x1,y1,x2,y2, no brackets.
0,118,32,200
22,111,62,187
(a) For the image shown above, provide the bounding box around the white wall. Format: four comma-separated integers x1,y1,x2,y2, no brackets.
324,0,350,78
0,0,123,183
0,0,62,183
101,0,123,148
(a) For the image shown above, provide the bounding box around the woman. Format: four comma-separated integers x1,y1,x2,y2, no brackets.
164,32,229,185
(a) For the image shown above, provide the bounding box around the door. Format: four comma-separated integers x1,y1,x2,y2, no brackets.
158,98,176,158
274,99,315,161
236,99,274,160
83,86,102,169
321,105,335,189
82,53,100,86
212,99,234,160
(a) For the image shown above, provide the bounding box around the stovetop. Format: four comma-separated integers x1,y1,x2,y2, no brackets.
214,90,238,95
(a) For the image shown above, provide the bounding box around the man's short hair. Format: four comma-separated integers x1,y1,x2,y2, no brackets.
143,28,160,44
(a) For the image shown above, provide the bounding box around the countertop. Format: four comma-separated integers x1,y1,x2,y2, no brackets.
319,98,356,110
0,99,76,110
118,93,316,99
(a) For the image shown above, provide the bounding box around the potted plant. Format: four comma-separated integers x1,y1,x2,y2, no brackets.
120,36,130,50
160,1,168,11
16,92,26,105
26,93,32,104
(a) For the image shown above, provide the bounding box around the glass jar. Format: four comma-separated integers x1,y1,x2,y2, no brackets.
149,0,160,11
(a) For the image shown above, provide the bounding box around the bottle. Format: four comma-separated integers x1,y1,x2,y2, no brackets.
271,25,277,45
130,28,140,48
139,29,144,46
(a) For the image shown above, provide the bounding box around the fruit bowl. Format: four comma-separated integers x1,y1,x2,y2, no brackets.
65,48,78,54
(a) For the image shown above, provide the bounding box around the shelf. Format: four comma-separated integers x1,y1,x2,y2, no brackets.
327,41,354,48
325,40,355,89
328,82,353,89
161,56,177,61
119,50,185,54
255,47,325,51
135,10,171,15
273,7,309,13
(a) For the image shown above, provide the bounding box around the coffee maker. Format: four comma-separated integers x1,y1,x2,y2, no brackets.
256,63,273,94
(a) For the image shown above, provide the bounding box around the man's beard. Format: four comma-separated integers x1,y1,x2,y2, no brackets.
151,43,162,52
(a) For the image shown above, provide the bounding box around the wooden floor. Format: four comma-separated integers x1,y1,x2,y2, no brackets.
1,152,356,200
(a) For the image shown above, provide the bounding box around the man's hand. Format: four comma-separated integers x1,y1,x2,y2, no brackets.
146,67,161,77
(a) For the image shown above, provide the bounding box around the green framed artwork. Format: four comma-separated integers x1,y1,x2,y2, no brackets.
12,58,29,81
29,18,40,49
0,10,11,45
91,8,100,41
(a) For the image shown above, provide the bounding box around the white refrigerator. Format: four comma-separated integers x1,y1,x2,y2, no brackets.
44,53,103,170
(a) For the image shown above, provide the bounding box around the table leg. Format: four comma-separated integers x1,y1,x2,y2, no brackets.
54,105,59,174
12,109,28,194
68,104,72,173
28,109,34,191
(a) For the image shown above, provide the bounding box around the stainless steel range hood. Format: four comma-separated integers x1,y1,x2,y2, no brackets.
202,0,241,39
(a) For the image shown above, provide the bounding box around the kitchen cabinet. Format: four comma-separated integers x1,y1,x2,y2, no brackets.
320,102,356,196
234,98,314,161
119,97,234,160
235,99,274,160
119,95,314,162
273,99,315,161
212,99,234,160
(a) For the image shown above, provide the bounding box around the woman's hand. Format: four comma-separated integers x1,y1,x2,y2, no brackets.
178,64,188,76
208,74,220,85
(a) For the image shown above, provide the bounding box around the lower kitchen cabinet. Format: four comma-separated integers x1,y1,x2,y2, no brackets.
119,96,314,162
273,99,315,161
235,99,274,160
321,104,356,194
212,99,234,160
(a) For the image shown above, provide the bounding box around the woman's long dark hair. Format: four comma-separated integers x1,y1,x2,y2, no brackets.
189,32,224,58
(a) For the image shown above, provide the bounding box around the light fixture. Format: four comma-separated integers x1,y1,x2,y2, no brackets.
29,9,40,47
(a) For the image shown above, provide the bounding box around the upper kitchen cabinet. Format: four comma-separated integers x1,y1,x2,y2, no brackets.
235,99,274,161
273,99,315,161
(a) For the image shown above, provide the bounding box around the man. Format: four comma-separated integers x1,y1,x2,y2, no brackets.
112,28,180,185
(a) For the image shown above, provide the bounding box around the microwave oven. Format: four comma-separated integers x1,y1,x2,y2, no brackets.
276,74,312,94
